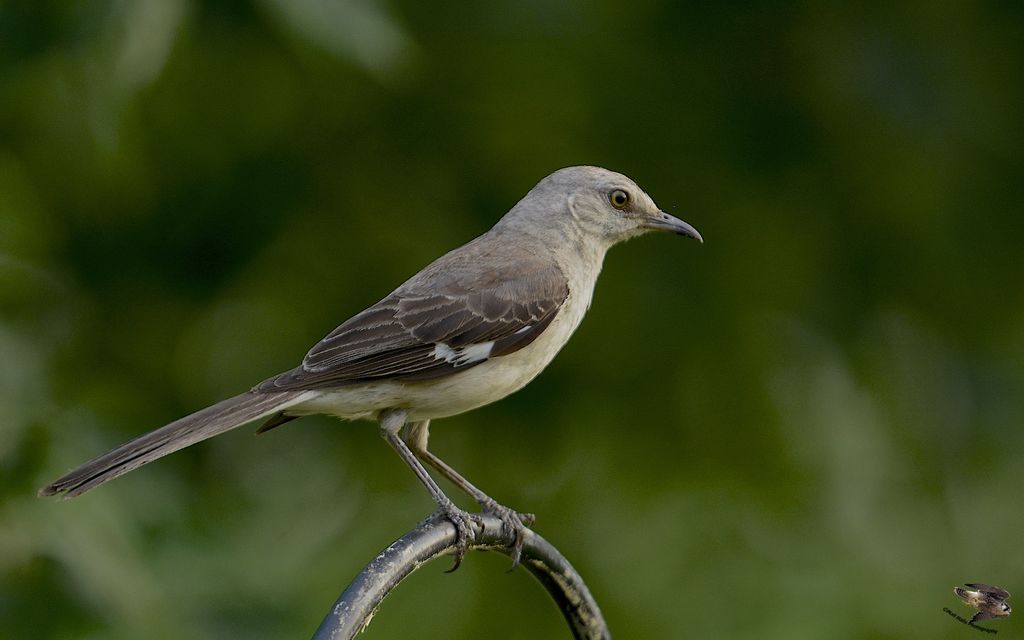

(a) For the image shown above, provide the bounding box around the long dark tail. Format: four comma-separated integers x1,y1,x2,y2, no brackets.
40,390,310,498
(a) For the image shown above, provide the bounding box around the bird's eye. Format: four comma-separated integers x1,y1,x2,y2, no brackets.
609,189,630,209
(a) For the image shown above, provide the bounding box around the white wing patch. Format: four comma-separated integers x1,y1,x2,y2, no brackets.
432,341,495,367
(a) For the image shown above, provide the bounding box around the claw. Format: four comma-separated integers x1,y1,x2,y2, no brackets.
434,502,481,572
480,499,534,568
431,498,535,571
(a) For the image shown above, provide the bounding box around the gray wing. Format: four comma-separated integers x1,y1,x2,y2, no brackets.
966,584,1011,600
257,259,568,390
969,611,997,623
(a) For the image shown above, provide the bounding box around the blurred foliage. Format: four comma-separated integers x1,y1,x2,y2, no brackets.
2,1,1023,638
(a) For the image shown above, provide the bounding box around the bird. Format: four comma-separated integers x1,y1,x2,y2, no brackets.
954,583,1012,625
40,165,702,567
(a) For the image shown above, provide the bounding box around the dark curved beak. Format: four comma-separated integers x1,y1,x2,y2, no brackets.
645,211,703,242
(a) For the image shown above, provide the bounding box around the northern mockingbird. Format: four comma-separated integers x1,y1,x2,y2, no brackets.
41,166,702,567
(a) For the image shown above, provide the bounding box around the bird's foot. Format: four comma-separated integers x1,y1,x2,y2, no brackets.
433,500,483,572
480,498,535,568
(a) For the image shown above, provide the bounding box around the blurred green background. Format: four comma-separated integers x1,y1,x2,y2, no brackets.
2,1,1023,638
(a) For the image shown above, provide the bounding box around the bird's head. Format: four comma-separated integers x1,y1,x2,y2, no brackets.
506,166,702,250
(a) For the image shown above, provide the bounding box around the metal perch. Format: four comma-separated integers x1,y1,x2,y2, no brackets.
312,514,611,639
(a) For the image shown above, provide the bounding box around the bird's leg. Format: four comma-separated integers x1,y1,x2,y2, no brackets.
378,410,478,571
403,420,534,567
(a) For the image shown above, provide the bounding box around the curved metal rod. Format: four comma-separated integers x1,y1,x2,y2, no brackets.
312,514,611,639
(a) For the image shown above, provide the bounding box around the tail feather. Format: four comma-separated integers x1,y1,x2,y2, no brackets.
40,390,310,498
